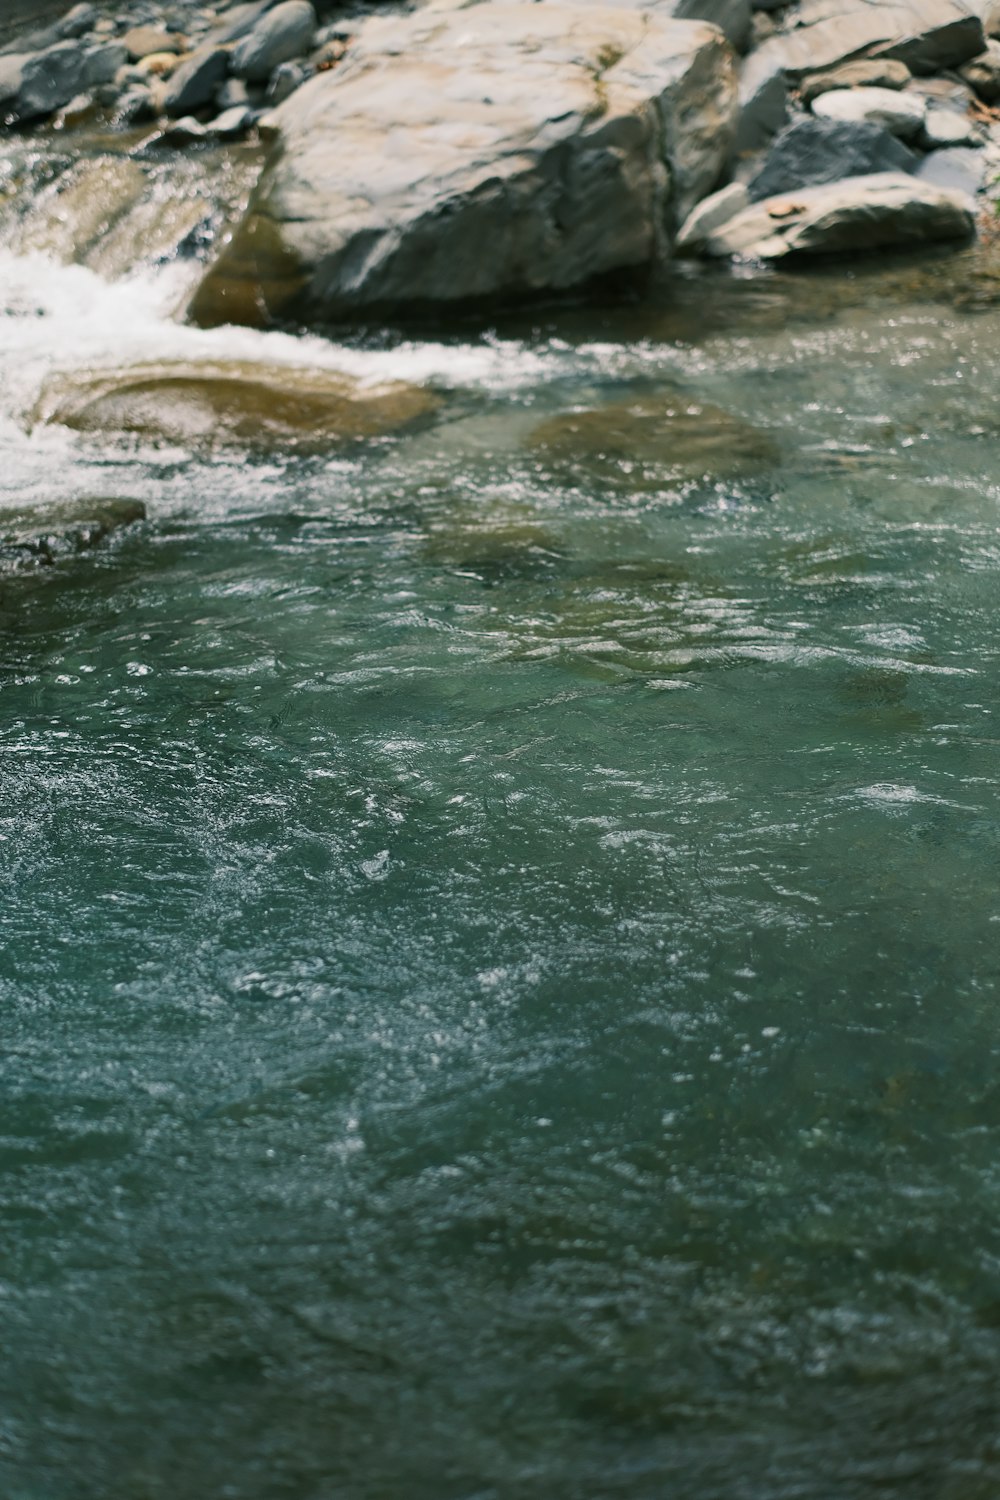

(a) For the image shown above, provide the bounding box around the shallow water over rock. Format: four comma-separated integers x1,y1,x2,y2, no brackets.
4,243,1000,1499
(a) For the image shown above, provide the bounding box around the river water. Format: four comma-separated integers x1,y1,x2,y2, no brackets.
3,220,1000,1498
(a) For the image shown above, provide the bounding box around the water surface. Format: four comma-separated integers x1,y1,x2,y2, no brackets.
3,246,1000,1499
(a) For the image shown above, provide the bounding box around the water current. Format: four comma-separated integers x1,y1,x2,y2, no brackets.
3,221,1000,1498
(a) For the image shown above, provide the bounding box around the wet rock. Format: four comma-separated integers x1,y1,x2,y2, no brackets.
812,85,927,139
122,26,182,61
528,392,779,485
0,496,145,569
800,59,912,106
704,171,976,258
748,116,917,201
960,40,1000,103
231,1,317,83
112,86,157,126
162,44,229,115
755,0,984,79
5,156,146,262
676,181,749,249
34,361,439,452
191,4,738,327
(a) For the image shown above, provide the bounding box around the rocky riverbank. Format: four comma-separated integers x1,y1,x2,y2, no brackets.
2,0,999,323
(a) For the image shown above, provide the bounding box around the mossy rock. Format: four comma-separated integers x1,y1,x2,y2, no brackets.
528,393,780,488
33,361,439,452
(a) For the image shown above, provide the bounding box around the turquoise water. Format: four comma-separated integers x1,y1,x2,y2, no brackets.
4,254,1000,1498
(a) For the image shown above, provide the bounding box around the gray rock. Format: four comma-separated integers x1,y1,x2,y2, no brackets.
231,0,316,83
812,85,927,139
555,0,753,51
748,116,917,201
735,48,787,155
161,45,229,115
921,106,981,147
0,53,27,109
676,181,750,249
13,47,59,116
666,0,751,51
800,58,911,105
207,103,253,136
217,76,250,109
113,85,157,125
121,26,182,61
755,0,984,80
54,4,100,40
190,4,738,326
266,59,307,104
905,74,976,107
162,113,208,141
208,0,280,46
704,171,975,257
915,145,988,197
83,42,128,88
16,39,125,119
960,40,1000,102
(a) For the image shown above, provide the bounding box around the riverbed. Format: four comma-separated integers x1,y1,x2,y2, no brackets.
3,236,1000,1498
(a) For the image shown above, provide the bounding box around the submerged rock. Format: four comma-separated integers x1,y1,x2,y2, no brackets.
704,172,976,258
528,392,779,486
0,496,145,568
189,3,737,327
33,361,439,452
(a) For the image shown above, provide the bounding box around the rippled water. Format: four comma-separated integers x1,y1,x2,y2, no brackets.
4,243,1000,1499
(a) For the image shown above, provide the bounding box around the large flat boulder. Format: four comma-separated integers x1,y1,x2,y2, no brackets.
757,0,984,79
704,171,975,257
189,3,737,326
